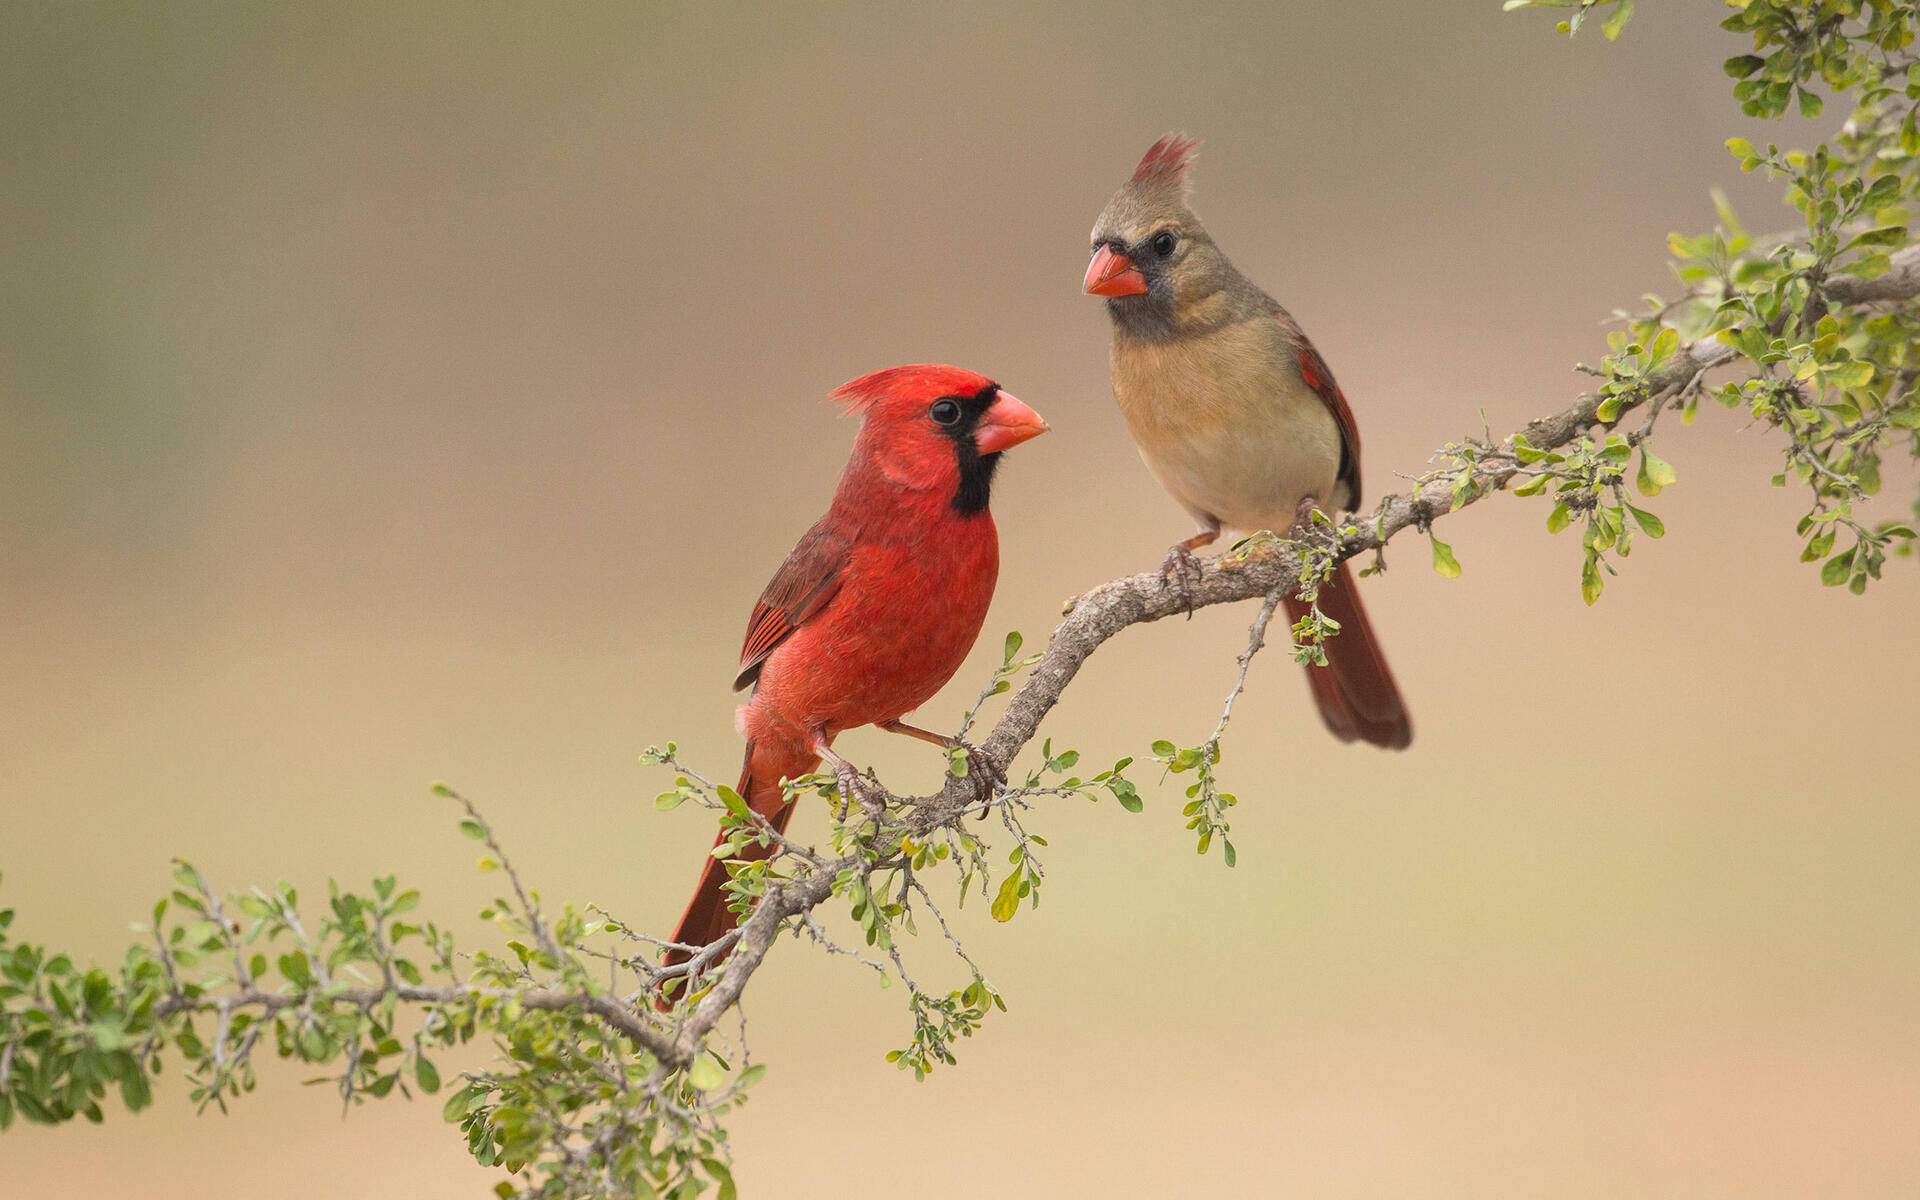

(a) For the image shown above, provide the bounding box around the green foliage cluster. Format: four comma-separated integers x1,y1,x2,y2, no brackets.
1442,0,1920,602
0,802,758,1200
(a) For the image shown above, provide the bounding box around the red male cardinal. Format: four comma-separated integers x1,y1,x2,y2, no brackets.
1084,135,1412,749
665,365,1048,966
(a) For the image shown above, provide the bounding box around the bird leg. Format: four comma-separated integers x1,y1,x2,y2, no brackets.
808,733,886,822
880,719,1004,816
1159,522,1221,618
1290,495,1322,536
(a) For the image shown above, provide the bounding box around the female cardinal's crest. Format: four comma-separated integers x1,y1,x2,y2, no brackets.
1130,133,1200,198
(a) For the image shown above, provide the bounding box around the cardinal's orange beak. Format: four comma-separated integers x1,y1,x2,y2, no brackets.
973,391,1048,454
1083,244,1148,297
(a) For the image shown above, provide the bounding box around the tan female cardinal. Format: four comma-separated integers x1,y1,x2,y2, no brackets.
665,365,1048,965
1084,135,1412,750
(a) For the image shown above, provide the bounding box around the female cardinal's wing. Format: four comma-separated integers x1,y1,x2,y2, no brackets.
1277,310,1364,510
733,521,851,691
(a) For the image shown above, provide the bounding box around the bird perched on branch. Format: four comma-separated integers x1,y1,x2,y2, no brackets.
665,365,1049,969
1084,134,1412,750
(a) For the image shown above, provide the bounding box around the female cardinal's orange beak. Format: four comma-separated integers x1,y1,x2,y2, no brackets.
973,391,1049,454
1083,245,1148,297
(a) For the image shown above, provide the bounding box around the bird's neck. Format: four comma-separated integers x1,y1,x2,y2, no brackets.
833,453,999,533
1109,264,1261,345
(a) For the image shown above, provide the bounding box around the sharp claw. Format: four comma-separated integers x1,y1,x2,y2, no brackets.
1291,496,1320,537
957,742,1004,819
833,765,885,822
1159,544,1202,617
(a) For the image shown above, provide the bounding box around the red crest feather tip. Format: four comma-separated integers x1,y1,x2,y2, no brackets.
828,365,916,414
827,364,992,414
1130,132,1200,194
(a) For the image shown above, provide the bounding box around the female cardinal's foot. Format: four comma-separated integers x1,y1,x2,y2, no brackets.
1160,542,1203,615
1290,495,1323,537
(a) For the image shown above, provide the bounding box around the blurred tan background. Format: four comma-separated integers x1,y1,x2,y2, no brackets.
4,2,1918,1196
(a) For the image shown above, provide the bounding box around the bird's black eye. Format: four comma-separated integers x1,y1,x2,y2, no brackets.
1150,230,1177,257
929,399,961,426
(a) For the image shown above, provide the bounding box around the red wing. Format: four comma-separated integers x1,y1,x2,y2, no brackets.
733,521,850,692
1286,319,1365,510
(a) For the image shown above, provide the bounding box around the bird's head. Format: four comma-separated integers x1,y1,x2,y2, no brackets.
830,365,1048,514
1084,134,1232,328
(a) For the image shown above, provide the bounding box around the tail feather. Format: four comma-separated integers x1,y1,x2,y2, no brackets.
1282,560,1412,751
663,740,817,969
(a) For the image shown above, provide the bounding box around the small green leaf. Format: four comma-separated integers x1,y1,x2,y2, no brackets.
1601,0,1633,40
1430,535,1462,579
1625,505,1665,538
990,873,1022,922
442,1083,479,1122
1647,326,1679,365
687,1051,725,1092
1636,449,1677,497
1826,359,1874,389
1581,556,1604,606
1547,502,1572,534
704,1158,739,1200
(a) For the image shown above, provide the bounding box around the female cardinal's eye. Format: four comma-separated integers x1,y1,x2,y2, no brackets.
929,399,961,426
1150,230,1177,257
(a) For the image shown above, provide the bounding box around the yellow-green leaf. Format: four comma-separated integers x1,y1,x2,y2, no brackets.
1602,0,1634,40
687,1051,725,1092
1581,557,1604,606
1430,535,1462,579
1636,449,1677,497
1826,359,1874,389
1648,326,1679,365
1626,504,1665,538
990,873,1022,922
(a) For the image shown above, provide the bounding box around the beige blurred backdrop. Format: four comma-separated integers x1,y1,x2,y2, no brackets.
4,3,1918,1196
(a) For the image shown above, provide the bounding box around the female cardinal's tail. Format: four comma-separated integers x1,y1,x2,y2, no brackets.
663,739,818,969
1283,560,1412,750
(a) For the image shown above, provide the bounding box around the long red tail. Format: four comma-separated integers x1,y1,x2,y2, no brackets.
1282,560,1412,750
663,739,818,969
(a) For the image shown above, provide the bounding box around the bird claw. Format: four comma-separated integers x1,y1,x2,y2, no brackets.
1290,495,1321,538
1159,543,1203,617
954,741,1005,819
832,765,887,822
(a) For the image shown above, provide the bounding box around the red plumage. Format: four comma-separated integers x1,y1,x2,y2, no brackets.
664,365,1047,971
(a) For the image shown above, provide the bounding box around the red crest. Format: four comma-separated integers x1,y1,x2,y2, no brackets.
1130,133,1200,191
